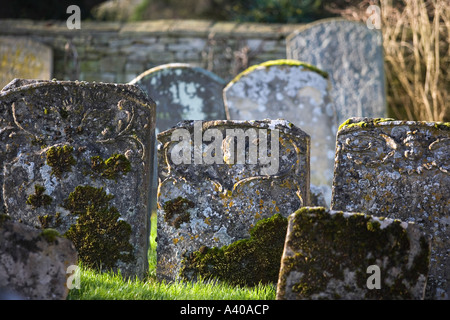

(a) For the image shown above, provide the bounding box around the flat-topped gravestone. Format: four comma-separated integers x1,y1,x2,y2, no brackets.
223,60,337,206
286,18,387,125
0,79,156,279
0,37,52,89
0,216,78,300
331,118,450,300
129,63,227,134
156,119,310,282
277,207,431,300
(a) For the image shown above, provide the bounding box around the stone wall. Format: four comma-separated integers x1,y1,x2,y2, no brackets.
0,19,304,84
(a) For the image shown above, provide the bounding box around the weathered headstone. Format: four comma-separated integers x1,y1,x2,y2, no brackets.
129,63,227,134
0,79,156,279
0,216,78,300
223,59,337,206
277,207,431,300
0,37,52,89
331,118,450,300
286,18,387,125
156,119,310,282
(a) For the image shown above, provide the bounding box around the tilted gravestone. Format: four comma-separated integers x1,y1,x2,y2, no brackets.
331,118,450,300
129,63,228,213
0,79,156,279
0,216,78,300
156,119,310,282
277,207,431,300
286,18,387,126
0,37,52,89
223,59,337,206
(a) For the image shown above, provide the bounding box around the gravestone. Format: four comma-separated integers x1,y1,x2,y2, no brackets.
0,79,156,279
223,60,337,206
129,63,227,134
129,63,228,214
156,119,310,281
331,118,450,300
0,37,52,89
286,18,387,126
0,216,78,300
277,207,431,300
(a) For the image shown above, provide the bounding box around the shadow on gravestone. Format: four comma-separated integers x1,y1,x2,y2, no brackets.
331,118,450,300
0,216,78,300
286,18,387,126
0,79,156,279
223,60,337,207
156,119,310,281
0,37,53,89
129,63,228,215
276,207,431,300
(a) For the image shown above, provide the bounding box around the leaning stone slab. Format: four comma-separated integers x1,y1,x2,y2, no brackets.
331,118,450,300
156,119,310,281
276,207,431,300
0,216,78,300
0,79,156,279
0,37,52,89
223,59,337,206
286,18,387,125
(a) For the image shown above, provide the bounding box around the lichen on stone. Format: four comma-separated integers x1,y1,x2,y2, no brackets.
433,122,450,131
180,213,288,287
26,184,52,209
338,117,396,131
63,185,134,270
46,145,76,178
163,196,195,229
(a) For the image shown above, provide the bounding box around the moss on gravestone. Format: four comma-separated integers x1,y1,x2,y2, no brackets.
180,213,288,287
46,145,76,178
163,197,195,229
63,185,134,270
278,207,430,299
338,117,396,131
40,228,60,243
26,184,53,209
230,59,329,84
91,153,131,180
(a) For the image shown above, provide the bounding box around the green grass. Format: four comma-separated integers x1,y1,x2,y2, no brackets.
67,213,277,300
